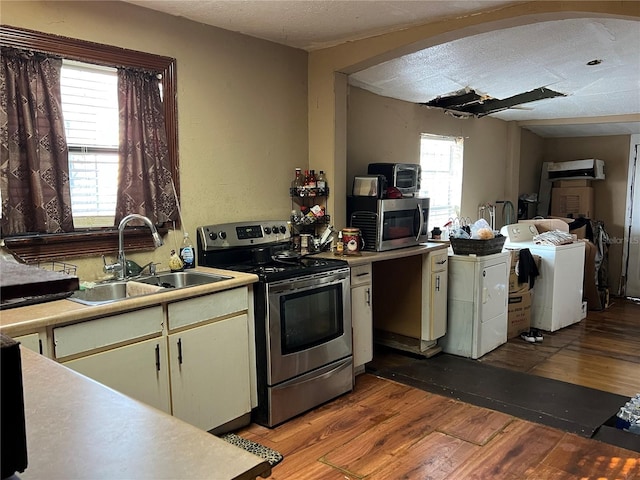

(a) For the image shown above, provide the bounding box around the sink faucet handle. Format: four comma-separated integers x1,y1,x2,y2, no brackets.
102,255,122,274
139,262,160,276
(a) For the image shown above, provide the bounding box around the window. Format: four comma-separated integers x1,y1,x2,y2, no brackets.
419,134,463,232
0,25,178,262
61,61,119,227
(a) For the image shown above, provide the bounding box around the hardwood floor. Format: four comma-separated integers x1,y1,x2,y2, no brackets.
480,297,640,397
236,299,640,479
238,374,639,479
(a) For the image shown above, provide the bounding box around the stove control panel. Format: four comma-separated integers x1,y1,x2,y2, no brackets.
197,220,291,249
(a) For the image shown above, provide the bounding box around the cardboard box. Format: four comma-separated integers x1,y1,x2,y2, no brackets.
550,186,595,219
554,179,592,187
508,290,532,338
507,249,542,294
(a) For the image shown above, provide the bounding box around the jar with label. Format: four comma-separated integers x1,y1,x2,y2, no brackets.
342,228,363,255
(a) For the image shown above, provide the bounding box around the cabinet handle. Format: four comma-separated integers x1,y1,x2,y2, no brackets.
436,275,440,292
155,344,161,371
365,287,371,306
38,339,43,355
177,338,183,365
436,258,447,265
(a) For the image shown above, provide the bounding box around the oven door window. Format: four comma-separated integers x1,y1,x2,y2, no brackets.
279,284,344,355
382,209,419,240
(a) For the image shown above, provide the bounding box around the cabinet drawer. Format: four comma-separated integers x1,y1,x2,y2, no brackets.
350,263,372,287
168,287,248,330
430,251,448,272
53,306,163,359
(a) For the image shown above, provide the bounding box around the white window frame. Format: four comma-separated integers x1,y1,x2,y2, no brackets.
419,134,464,232
61,60,119,228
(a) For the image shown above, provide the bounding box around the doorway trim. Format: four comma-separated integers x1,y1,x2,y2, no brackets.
620,133,640,297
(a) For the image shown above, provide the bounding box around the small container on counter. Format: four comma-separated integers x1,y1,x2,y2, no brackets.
342,228,363,255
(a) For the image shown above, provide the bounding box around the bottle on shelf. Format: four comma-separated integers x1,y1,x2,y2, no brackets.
302,169,310,195
308,170,317,188
179,232,195,269
291,168,303,194
316,170,327,194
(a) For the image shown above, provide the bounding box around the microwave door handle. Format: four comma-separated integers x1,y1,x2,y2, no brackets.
416,203,425,241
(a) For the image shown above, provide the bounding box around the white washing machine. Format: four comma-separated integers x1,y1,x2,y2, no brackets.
440,251,510,359
501,223,585,332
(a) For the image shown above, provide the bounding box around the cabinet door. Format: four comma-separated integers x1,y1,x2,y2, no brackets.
352,284,372,368
479,263,509,323
13,333,41,354
62,337,171,413
430,268,448,339
168,314,251,431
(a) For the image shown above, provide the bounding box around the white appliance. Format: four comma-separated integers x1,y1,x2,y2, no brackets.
439,251,510,359
547,159,605,181
501,223,585,332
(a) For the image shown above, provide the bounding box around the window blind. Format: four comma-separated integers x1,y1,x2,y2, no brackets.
60,61,118,222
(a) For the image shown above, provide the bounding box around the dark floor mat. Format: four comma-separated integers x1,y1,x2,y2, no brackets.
368,351,630,441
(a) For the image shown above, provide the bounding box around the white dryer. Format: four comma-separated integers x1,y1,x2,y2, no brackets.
501,224,585,332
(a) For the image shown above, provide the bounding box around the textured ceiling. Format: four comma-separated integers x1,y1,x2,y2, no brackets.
122,0,640,137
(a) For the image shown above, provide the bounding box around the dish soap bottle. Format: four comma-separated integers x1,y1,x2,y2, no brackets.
180,232,195,269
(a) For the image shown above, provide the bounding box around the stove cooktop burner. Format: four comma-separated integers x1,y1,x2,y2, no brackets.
196,221,348,282
221,256,348,281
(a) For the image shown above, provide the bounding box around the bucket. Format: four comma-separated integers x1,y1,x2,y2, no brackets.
342,228,364,255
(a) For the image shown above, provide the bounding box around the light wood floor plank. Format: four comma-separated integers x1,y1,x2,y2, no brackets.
530,348,640,397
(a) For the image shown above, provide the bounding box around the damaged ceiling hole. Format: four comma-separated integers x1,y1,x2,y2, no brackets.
421,87,567,117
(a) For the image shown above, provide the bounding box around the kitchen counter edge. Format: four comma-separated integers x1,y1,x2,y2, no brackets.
0,267,259,337
314,242,448,266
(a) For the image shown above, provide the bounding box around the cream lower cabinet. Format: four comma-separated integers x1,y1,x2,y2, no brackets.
168,314,251,431
167,287,253,432
54,306,169,412
350,263,373,372
421,249,449,345
52,287,254,433
62,337,171,413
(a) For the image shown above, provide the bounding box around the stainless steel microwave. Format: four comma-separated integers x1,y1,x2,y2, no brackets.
367,163,421,196
347,196,429,252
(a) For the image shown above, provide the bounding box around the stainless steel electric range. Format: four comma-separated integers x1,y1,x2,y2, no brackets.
196,220,353,427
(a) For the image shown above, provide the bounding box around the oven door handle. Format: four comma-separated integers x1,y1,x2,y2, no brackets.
416,202,425,242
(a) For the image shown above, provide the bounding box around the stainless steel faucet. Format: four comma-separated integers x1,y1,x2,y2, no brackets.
104,214,164,280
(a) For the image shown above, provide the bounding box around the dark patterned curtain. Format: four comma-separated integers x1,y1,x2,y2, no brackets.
0,48,74,234
115,68,177,226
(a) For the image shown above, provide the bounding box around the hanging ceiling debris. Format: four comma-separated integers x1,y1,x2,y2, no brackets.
421,87,566,117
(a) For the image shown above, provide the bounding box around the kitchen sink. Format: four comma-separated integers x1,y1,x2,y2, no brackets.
136,271,232,289
69,271,232,306
70,281,134,305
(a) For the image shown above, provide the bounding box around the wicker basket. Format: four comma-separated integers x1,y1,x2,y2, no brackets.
449,235,506,256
